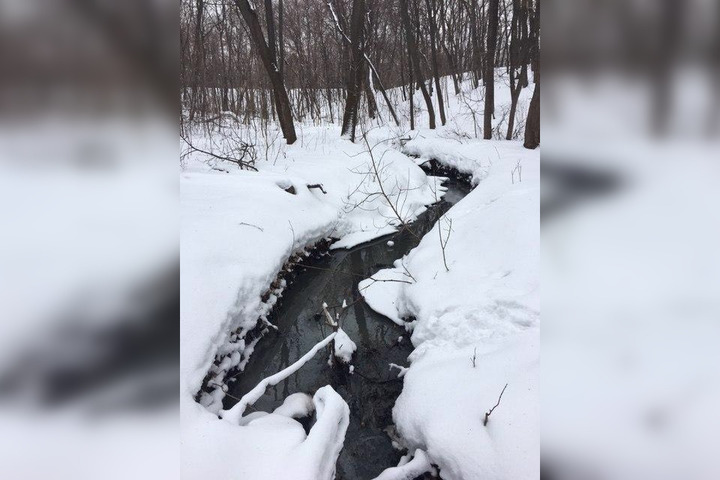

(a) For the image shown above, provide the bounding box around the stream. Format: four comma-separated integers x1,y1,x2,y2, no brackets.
224,179,471,479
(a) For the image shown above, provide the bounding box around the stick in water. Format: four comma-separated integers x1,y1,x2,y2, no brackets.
222,332,337,423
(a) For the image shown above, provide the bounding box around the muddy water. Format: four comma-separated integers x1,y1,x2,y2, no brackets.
225,179,471,479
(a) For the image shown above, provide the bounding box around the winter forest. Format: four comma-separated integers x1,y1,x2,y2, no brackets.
5,1,720,480
180,0,540,478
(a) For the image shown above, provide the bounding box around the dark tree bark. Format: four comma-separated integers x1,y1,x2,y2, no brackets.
366,57,400,125
425,0,446,125
400,0,435,129
327,1,399,127
340,0,366,141
524,0,540,149
278,0,285,78
189,0,205,123
234,0,297,144
468,0,483,89
483,0,499,139
406,36,415,130
364,65,378,119
264,0,277,63
506,0,529,140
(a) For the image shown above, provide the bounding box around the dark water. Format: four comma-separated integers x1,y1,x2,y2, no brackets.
225,180,471,479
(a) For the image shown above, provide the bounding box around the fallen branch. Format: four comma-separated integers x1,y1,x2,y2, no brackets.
483,383,508,426
221,332,337,423
372,449,434,480
181,131,258,172
307,183,328,194
323,302,339,368
239,222,264,232
439,216,453,272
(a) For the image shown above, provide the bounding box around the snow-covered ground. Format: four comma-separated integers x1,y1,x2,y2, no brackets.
181,125,443,478
361,137,539,479
542,72,720,480
181,70,538,479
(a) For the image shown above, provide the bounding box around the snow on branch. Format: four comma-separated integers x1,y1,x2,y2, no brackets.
222,332,337,423
372,449,434,480
326,2,352,44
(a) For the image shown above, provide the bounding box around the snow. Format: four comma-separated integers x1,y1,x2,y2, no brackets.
181,69,538,479
223,333,337,423
361,133,539,478
373,448,434,480
333,328,357,364
183,385,349,480
273,392,315,418
181,121,443,478
542,74,720,478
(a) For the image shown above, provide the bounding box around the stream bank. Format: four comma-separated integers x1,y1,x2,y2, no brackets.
224,178,472,479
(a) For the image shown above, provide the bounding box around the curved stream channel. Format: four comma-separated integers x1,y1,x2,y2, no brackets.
225,179,471,479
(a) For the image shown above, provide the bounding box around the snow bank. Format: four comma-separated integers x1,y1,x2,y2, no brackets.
181,70,537,479
361,137,540,479
373,448,434,480
181,124,441,478
183,385,349,480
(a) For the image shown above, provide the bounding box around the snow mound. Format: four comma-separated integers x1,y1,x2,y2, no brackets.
333,328,357,364
361,138,539,479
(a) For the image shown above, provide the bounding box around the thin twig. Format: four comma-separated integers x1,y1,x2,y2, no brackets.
484,383,509,426
239,222,264,231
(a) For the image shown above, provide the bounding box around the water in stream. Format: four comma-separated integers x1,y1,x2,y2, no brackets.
225,179,471,479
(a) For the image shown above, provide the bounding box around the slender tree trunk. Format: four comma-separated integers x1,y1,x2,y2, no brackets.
264,0,277,62
506,0,528,140
340,0,366,140
400,0,435,129
189,0,205,123
468,0,481,88
426,0,446,125
326,2,400,126
365,56,400,125
524,0,540,149
523,73,539,148
234,0,297,144
407,37,415,130
483,0,499,139
278,0,285,78
364,65,378,119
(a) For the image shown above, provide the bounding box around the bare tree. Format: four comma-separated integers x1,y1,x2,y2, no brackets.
506,0,530,140
523,0,540,149
425,0,447,126
483,0,499,139
188,0,206,123
400,0,436,129
340,0,367,141
233,0,297,144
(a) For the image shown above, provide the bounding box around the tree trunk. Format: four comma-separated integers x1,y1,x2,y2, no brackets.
468,0,482,89
234,0,297,144
483,0,499,139
189,0,205,123
426,0,446,125
364,65,378,119
264,0,277,63
365,55,400,125
340,0,366,141
406,44,414,129
523,75,539,148
523,0,540,149
400,0,435,129
278,0,285,78
506,0,528,140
